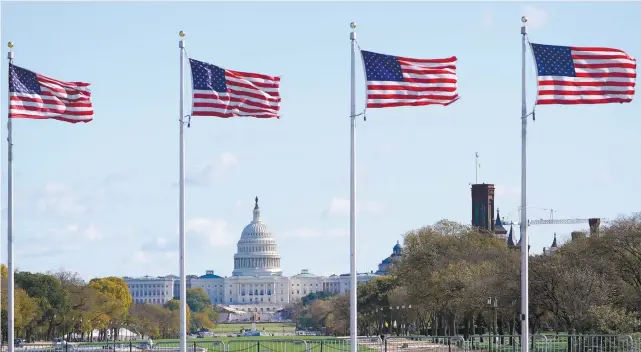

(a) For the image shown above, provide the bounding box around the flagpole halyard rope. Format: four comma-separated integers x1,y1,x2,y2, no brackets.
525,34,538,121
354,39,368,121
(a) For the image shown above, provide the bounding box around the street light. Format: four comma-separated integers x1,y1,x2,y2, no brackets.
486,297,498,344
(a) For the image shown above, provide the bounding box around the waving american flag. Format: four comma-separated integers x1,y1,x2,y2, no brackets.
531,43,636,105
189,58,281,119
9,64,93,123
361,50,459,109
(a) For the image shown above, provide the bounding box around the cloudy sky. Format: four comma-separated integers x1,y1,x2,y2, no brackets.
1,1,640,281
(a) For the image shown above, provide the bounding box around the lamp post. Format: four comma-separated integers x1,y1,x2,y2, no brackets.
487,297,498,345
53,314,57,340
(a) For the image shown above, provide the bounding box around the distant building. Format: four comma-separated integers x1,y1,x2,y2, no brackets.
375,241,402,275
123,276,175,305
470,183,508,240
124,197,384,313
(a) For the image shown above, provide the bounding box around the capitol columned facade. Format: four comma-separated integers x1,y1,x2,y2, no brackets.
124,198,399,313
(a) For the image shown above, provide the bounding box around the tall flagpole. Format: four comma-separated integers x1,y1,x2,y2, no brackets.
475,152,479,184
519,16,530,352
178,31,187,352
6,41,15,352
348,22,358,352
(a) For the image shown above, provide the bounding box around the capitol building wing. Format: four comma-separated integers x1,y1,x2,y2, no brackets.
124,197,397,313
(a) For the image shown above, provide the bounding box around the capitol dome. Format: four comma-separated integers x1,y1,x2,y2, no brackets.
232,197,283,277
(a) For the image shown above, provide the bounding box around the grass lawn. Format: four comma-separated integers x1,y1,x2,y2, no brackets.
155,336,378,352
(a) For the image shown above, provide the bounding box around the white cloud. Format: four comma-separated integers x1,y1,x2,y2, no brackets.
481,10,494,28
186,218,233,247
20,244,82,258
495,185,520,198
185,152,239,187
235,198,255,210
82,224,103,241
283,228,348,239
219,152,239,171
35,182,88,216
133,250,151,264
324,197,385,217
141,236,174,252
522,6,548,29
35,223,103,242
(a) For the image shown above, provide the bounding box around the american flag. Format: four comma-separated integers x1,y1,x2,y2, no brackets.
9,64,93,123
189,58,281,118
530,43,636,105
361,50,459,109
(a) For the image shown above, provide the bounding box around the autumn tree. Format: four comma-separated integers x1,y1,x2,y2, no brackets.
88,277,133,339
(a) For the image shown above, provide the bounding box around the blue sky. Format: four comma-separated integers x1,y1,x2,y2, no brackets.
1,1,640,281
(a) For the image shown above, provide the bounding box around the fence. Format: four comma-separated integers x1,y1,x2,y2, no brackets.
5,335,641,352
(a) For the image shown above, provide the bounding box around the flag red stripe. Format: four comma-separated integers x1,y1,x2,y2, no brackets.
537,97,633,104
397,56,457,64
10,95,92,107
401,77,457,84
368,95,460,108
538,80,635,87
574,63,637,69
574,72,636,78
572,54,632,60
226,70,280,82
538,89,635,96
192,110,278,118
367,85,457,93
9,114,93,123
193,93,279,110
571,46,628,53
10,104,94,116
368,93,457,100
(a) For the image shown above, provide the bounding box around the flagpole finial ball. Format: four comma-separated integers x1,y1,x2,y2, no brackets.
350,22,356,29
7,42,13,48
521,16,528,23
179,31,185,37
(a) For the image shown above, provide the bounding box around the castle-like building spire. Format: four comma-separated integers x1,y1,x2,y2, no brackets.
494,208,508,239
507,224,515,247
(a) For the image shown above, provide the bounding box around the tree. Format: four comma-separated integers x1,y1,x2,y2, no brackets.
598,214,641,310
186,288,210,313
15,271,71,340
164,299,180,311
163,299,191,330
88,277,133,340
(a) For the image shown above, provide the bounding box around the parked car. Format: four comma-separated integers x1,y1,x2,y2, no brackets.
53,338,76,351
14,339,25,347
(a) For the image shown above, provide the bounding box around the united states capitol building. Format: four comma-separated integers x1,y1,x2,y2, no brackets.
123,198,401,314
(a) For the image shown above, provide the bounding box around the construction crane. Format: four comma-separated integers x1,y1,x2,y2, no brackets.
499,207,610,227
501,218,610,227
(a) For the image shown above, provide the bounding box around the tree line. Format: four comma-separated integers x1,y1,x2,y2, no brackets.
286,214,641,337
0,269,219,342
